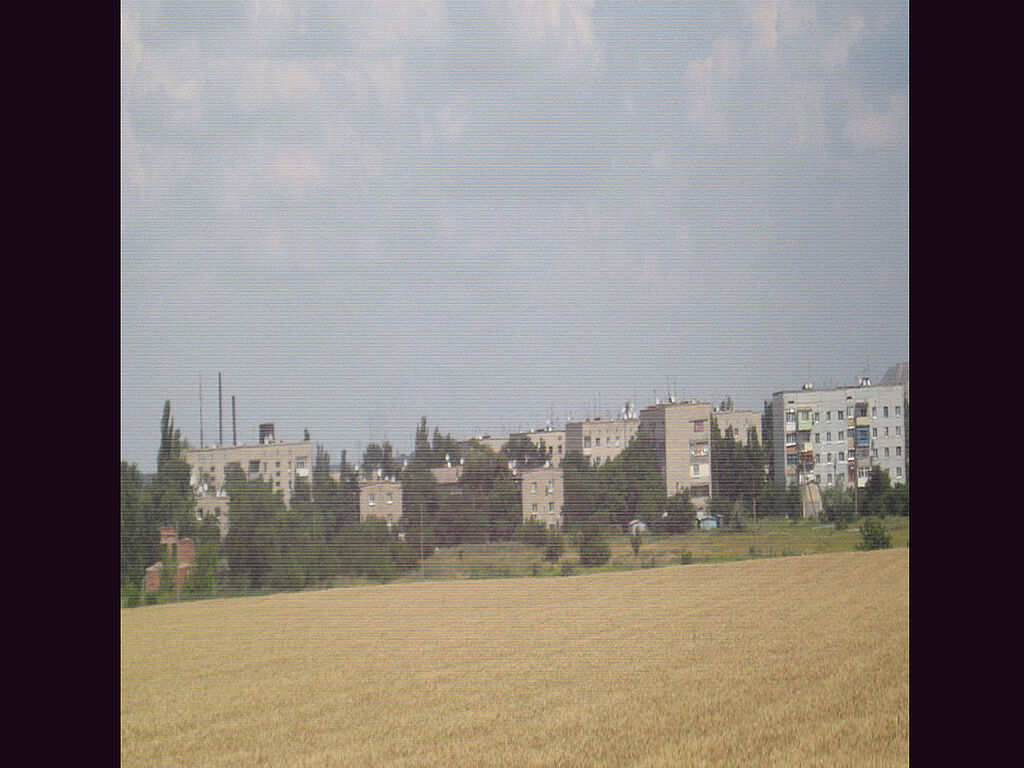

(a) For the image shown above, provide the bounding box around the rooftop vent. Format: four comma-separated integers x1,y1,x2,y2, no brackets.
802,382,814,391
859,377,871,387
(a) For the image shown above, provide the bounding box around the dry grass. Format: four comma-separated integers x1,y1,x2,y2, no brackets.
121,548,909,767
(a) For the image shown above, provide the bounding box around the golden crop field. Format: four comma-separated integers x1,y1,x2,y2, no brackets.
121,548,909,767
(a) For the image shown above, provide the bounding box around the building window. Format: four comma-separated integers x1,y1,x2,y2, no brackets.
826,432,831,442
826,452,831,463
786,412,796,424
531,482,537,494
872,449,878,459
883,406,890,418
693,420,706,432
369,494,375,506
815,453,820,464
896,468,902,477
386,492,393,504
814,412,820,423
895,406,901,416
896,446,902,456
827,473,832,484
839,451,845,461
532,503,538,513
896,426,901,436
815,474,820,484
595,437,601,447
814,433,820,443
872,407,877,417
615,436,621,446
872,428,877,438
885,447,890,458
838,430,844,440
248,460,260,475
691,464,700,477
584,436,591,448
558,445,563,454
825,411,831,421
546,481,554,495
548,502,554,513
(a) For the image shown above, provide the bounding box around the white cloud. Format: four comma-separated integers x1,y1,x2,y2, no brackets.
505,0,600,67
846,93,907,151
271,148,323,197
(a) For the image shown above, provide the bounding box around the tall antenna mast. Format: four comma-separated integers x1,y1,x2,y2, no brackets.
218,373,223,448
198,374,204,449
232,395,237,446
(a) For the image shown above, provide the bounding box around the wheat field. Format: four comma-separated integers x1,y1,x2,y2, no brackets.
121,548,909,767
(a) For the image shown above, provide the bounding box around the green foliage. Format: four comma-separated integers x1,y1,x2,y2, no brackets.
858,517,891,550
361,442,397,479
861,467,892,517
576,525,611,567
678,549,693,565
543,532,565,562
886,483,909,517
823,488,855,526
513,520,550,547
664,491,697,533
502,434,550,468
630,532,642,557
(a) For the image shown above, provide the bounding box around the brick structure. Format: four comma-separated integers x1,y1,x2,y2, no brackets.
143,526,195,596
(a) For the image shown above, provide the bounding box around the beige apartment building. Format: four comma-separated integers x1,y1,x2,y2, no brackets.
511,428,566,467
358,479,403,526
638,400,713,511
712,409,763,446
183,428,313,508
565,417,639,466
515,466,564,528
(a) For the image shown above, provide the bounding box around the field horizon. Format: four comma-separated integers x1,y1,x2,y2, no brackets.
121,548,909,766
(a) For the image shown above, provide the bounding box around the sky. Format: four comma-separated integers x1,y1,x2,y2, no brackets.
121,0,909,473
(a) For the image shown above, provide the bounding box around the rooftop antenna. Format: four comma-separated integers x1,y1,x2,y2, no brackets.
198,374,204,449
218,373,223,448
232,395,237,446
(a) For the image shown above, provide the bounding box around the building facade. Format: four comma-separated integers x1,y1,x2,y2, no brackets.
511,428,566,467
711,409,763,447
358,479,403,526
564,417,640,466
515,466,564,527
638,400,713,510
770,380,907,489
183,427,313,508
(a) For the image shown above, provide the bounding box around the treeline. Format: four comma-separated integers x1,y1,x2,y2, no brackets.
120,406,559,606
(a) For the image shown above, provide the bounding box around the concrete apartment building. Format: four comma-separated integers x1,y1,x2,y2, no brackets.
711,409,763,446
511,428,566,467
565,416,640,466
515,466,564,528
770,380,906,489
358,478,403,526
638,400,713,512
182,424,313,508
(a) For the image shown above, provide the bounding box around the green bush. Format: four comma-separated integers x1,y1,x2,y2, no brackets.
678,550,693,565
858,517,891,550
543,532,564,562
576,525,611,567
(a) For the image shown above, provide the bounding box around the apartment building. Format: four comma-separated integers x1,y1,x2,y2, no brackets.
182,424,313,508
770,380,906,489
638,400,713,511
515,466,564,528
511,428,566,467
358,478,403,526
564,417,639,466
711,409,763,447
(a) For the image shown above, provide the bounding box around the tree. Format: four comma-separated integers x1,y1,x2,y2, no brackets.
630,532,642,557
361,442,397,478
120,461,157,599
862,466,892,517
664,491,697,534
576,524,611,567
151,401,195,535
859,517,891,550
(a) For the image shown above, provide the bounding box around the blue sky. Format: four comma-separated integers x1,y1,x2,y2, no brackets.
121,1,909,472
